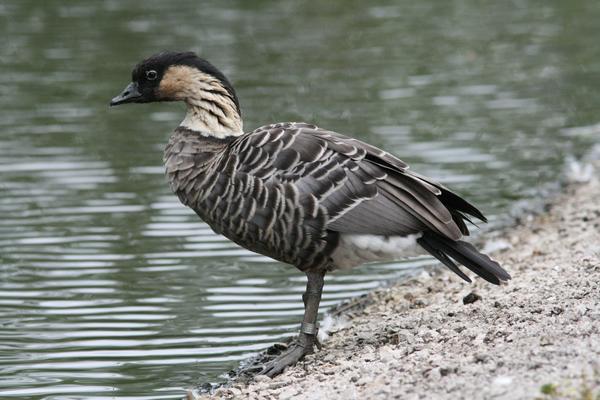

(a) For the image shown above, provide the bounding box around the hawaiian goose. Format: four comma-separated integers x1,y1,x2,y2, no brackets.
110,51,511,377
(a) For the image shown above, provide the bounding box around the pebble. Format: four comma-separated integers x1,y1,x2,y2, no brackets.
492,376,513,386
462,292,482,305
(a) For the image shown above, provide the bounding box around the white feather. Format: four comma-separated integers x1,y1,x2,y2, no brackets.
331,233,424,270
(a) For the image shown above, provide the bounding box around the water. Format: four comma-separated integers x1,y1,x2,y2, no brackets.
1,0,599,398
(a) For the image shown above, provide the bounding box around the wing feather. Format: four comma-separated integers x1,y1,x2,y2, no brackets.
229,122,485,242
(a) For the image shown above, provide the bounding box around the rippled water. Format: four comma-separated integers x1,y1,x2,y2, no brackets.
1,1,599,398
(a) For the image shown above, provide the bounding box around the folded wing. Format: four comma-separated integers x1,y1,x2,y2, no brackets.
230,122,485,241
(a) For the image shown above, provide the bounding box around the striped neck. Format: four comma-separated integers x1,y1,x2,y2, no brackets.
180,99,243,139
158,65,243,138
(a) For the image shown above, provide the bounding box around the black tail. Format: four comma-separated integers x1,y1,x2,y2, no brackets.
417,231,511,285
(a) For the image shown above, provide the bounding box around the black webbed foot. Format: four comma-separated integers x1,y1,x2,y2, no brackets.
260,334,315,377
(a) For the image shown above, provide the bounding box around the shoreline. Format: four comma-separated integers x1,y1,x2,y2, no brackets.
193,160,599,400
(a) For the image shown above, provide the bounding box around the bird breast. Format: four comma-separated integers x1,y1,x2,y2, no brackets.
163,129,228,196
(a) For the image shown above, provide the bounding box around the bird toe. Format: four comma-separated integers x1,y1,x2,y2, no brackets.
260,342,310,377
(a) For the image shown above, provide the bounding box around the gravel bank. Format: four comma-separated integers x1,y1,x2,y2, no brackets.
194,163,600,400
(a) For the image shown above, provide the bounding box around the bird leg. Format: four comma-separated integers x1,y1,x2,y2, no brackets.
261,270,325,377
302,288,324,350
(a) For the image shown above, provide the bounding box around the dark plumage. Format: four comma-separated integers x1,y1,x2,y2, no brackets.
111,51,511,377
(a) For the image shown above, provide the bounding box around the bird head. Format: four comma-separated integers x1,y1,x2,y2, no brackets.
110,51,242,135
110,51,238,108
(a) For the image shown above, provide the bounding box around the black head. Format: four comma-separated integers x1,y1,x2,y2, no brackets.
110,51,240,113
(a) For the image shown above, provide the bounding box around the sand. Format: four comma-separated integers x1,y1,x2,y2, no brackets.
192,161,600,400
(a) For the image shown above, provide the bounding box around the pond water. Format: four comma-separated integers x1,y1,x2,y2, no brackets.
0,0,599,398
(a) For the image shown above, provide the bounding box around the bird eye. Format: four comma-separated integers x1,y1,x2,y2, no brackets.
146,70,158,81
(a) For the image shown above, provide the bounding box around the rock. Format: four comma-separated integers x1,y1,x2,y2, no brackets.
492,376,513,386
279,387,298,399
463,292,482,305
254,375,271,383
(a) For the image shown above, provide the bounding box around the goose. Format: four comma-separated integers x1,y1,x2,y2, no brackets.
110,51,511,377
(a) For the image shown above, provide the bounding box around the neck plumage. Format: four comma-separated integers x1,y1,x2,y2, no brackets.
175,71,243,139
180,99,243,139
